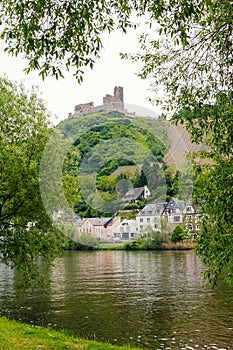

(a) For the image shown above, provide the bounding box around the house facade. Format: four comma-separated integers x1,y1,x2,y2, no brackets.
80,217,121,240
136,203,167,234
183,204,202,240
112,219,138,240
162,197,184,230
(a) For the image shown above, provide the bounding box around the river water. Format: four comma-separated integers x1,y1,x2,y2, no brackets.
0,250,233,349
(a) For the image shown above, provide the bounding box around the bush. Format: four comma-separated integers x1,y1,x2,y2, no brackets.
171,225,187,243
124,231,168,250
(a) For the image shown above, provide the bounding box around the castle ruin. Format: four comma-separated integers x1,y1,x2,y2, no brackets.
69,86,126,118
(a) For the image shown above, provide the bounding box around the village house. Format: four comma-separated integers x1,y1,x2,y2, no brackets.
162,197,184,230
183,204,202,240
123,185,150,203
112,219,138,240
136,202,167,233
80,217,121,240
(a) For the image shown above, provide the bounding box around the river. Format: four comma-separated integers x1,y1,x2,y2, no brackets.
0,250,233,349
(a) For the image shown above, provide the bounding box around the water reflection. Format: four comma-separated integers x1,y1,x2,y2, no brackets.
0,250,233,349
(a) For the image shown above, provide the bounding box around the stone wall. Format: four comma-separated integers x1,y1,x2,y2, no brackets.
74,102,94,113
69,86,125,118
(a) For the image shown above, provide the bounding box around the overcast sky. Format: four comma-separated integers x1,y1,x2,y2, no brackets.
0,27,161,123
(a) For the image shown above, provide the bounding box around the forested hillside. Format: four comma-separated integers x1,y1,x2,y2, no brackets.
59,111,192,217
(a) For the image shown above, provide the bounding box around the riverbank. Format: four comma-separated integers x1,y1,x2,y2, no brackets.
98,241,197,251
0,317,142,350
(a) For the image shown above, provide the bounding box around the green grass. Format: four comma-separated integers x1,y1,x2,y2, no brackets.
96,241,197,251
98,244,126,251
0,317,142,350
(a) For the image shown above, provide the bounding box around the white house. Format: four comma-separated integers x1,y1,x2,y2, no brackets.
112,219,138,240
136,202,167,234
162,197,184,229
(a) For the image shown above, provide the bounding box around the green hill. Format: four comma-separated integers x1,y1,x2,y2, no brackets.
59,110,193,217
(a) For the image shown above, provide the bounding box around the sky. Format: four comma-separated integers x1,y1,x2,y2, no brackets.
0,27,161,124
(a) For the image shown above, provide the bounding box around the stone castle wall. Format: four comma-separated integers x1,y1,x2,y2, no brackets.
74,102,94,114
69,86,125,118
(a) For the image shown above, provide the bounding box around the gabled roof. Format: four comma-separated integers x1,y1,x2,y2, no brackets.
73,218,84,226
123,187,145,201
138,203,167,216
107,217,121,226
165,197,183,210
85,217,112,227
183,204,196,214
113,219,138,233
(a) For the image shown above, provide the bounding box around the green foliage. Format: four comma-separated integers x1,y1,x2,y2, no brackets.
175,94,233,286
123,197,147,211
171,225,187,243
4,0,230,93
117,210,137,220
125,231,168,250
0,76,66,287
96,176,117,194
65,234,99,250
60,113,167,218
0,1,140,81
73,122,165,162
97,159,134,178
127,1,232,112
163,167,184,201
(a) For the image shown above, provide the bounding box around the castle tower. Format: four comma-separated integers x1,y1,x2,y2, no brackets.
102,86,124,112
114,86,123,102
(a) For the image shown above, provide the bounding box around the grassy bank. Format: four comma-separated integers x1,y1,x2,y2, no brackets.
98,241,197,251
161,242,197,250
101,241,197,251
0,317,142,350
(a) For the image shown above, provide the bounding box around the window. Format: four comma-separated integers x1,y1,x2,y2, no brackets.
174,216,181,222
147,218,150,223
140,218,143,223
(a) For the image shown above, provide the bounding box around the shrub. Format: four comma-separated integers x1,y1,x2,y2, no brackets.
171,225,187,243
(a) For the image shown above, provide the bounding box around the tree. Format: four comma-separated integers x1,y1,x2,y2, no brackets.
0,77,66,286
0,1,231,89
129,1,232,112
0,0,142,81
171,225,186,243
188,95,233,287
